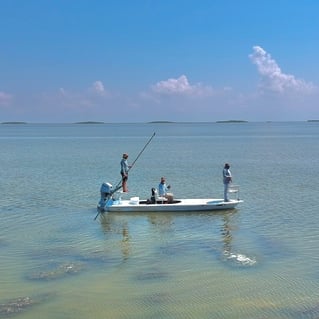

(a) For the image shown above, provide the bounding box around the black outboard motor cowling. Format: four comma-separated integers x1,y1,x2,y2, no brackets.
150,187,157,204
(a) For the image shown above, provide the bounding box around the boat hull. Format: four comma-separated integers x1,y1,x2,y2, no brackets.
101,198,243,213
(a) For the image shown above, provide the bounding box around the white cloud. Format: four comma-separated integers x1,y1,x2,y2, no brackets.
0,91,12,106
152,75,213,97
55,81,110,109
91,80,106,96
59,88,67,96
249,46,315,93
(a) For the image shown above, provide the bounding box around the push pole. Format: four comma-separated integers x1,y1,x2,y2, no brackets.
94,132,156,220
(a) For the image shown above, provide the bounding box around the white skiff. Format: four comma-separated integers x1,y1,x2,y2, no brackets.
97,182,242,214
99,197,243,213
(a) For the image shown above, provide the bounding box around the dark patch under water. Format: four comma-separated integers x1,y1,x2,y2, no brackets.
0,293,54,318
27,245,123,272
141,292,173,306
135,268,170,282
26,261,86,281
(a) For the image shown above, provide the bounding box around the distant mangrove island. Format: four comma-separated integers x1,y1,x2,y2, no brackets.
74,121,105,124
216,120,248,123
148,120,249,124
1,121,27,124
2,120,318,125
148,121,175,124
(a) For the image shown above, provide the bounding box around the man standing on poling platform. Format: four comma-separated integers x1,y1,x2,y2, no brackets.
120,153,131,192
223,163,232,202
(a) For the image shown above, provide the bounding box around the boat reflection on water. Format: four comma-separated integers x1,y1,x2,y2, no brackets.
99,214,131,262
120,224,130,261
98,209,256,267
221,214,256,267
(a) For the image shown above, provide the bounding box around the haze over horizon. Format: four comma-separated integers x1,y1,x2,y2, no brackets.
1,1,319,123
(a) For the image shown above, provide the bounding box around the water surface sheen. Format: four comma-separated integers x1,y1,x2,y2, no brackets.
1,122,319,319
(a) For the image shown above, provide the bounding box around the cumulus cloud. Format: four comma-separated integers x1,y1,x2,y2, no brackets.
152,75,213,97
249,46,315,93
0,91,12,106
90,80,106,96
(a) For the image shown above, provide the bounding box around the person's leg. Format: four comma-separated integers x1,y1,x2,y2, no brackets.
121,174,128,192
166,193,173,203
224,183,229,201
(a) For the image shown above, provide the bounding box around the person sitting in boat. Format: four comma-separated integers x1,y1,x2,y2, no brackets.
158,177,173,203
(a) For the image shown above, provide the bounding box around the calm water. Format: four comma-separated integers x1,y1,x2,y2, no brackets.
1,122,319,319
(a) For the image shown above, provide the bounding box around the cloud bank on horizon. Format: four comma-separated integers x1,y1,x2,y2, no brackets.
0,46,318,122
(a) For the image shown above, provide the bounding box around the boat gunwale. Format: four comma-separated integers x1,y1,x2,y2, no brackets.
103,198,243,213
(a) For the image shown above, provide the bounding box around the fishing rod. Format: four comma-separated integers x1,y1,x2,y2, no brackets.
94,132,156,220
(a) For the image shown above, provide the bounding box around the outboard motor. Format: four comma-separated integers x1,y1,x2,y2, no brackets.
99,182,113,209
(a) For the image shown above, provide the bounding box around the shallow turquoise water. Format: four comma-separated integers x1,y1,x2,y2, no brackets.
1,122,319,318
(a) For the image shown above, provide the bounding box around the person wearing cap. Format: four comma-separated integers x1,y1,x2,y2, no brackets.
120,153,131,192
158,177,173,203
223,163,232,202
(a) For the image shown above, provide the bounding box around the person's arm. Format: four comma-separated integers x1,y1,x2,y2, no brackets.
120,160,124,173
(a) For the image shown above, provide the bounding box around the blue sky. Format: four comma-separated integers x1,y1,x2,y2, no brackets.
1,0,319,122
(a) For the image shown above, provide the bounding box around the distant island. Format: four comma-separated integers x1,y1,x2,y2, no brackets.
307,120,319,122
216,120,248,123
2,121,27,124
74,121,105,124
148,120,249,124
148,121,175,124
